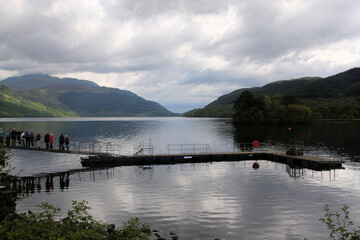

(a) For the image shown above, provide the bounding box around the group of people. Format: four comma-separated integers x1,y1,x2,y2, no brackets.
0,128,70,151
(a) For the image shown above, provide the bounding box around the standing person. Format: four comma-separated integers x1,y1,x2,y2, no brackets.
36,133,41,148
17,129,21,145
44,132,50,149
59,133,65,150
65,135,70,150
30,132,35,147
25,130,30,147
5,130,10,146
0,128,4,145
20,131,25,146
10,128,17,146
49,133,54,149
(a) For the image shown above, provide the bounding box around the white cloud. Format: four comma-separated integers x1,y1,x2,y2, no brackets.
1,0,360,113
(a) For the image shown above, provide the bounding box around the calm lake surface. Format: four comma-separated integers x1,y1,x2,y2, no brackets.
2,117,360,240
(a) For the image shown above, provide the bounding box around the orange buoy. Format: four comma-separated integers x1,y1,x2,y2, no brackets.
252,162,260,170
252,140,260,148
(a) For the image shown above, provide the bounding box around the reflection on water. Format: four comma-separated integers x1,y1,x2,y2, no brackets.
14,161,360,240
233,121,360,161
1,118,360,240
12,162,332,196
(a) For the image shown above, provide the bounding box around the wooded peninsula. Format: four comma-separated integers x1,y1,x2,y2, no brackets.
184,67,360,122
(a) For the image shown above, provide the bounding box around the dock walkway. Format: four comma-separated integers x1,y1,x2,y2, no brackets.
80,151,343,171
4,145,343,171
5,145,113,156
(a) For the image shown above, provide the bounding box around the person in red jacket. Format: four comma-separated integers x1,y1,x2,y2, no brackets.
49,133,54,149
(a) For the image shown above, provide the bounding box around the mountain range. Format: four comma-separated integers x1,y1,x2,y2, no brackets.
184,67,360,119
2,68,359,118
0,74,176,117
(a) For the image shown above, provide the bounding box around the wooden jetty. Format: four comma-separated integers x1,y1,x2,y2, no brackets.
80,151,343,171
5,145,112,156
4,144,344,171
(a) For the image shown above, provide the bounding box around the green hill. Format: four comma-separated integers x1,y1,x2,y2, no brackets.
1,73,98,91
184,68,360,119
0,86,76,117
0,74,176,117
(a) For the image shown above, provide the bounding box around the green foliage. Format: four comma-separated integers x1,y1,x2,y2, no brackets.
0,80,176,117
233,91,312,124
0,86,77,117
0,145,17,222
185,68,360,119
0,201,151,240
0,144,12,175
183,104,234,117
116,217,151,240
319,204,360,240
301,98,360,119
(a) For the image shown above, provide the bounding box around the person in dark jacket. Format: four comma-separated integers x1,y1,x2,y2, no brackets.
10,128,17,146
44,132,50,149
17,129,21,145
59,133,65,150
30,132,35,147
65,135,70,150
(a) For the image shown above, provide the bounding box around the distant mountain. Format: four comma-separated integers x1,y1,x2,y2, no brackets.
207,77,321,107
0,74,176,117
184,67,360,118
1,73,98,91
0,85,77,117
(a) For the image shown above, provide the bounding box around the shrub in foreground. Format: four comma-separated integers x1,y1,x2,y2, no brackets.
0,200,150,240
305,204,360,240
319,204,360,240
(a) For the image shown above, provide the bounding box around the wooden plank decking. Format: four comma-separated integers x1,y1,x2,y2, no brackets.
4,145,344,171
80,151,344,171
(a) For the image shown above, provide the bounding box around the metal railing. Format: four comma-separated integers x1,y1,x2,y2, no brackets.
133,139,154,156
166,144,209,154
74,140,122,155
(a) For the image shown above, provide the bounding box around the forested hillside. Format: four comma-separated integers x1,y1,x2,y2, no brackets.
0,74,176,117
1,73,98,91
184,68,360,119
233,90,312,124
0,86,76,117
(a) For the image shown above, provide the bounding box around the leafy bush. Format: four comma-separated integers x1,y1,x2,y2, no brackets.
0,144,12,174
0,201,150,240
304,204,360,240
317,204,360,240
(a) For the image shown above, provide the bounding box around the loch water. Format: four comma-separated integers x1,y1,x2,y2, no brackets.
2,117,360,240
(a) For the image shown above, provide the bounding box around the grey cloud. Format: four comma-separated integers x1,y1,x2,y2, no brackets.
103,0,235,19
0,0,359,112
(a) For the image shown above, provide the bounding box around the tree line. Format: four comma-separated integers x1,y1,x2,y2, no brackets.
233,90,312,124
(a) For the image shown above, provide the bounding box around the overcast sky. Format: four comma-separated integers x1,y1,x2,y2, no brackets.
0,0,360,113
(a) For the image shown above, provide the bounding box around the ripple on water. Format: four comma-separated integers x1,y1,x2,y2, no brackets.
11,156,360,240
